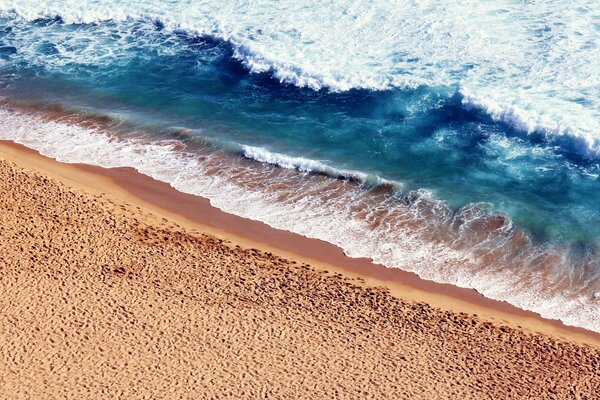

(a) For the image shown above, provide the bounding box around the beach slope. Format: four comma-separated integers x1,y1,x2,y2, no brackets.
0,143,598,399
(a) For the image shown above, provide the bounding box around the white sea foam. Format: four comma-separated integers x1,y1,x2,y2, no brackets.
241,144,375,183
1,0,599,153
243,145,336,173
461,87,600,157
0,107,598,333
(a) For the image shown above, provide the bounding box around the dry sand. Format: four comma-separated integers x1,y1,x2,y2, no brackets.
0,141,598,399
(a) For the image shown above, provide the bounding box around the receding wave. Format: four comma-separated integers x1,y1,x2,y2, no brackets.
0,105,598,332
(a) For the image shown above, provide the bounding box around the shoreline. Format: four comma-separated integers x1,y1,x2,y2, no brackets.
1,139,598,347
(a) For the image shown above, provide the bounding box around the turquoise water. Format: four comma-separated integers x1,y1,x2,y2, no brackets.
0,4,599,331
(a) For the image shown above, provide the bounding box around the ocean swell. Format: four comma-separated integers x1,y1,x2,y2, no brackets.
0,1,599,153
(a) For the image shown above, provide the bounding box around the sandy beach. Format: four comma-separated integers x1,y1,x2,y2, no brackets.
0,139,598,399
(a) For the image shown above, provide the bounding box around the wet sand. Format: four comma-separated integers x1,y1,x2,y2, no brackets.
0,140,598,399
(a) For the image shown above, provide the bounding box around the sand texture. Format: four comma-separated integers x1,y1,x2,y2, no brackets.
0,158,598,399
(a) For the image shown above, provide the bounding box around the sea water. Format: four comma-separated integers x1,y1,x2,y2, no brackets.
0,0,599,331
